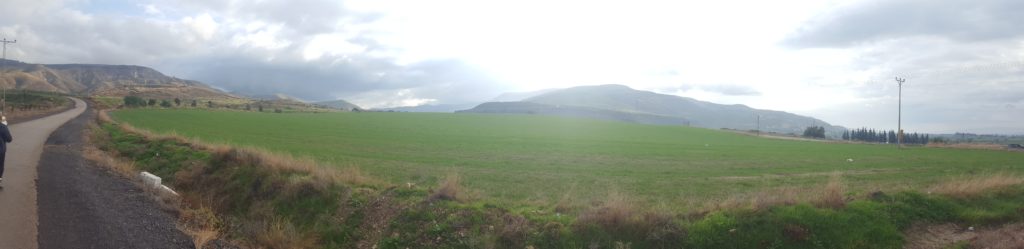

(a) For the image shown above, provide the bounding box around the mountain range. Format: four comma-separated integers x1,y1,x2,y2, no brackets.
0,59,240,100
314,99,362,111
459,84,845,136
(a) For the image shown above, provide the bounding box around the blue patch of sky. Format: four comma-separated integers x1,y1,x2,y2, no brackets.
70,0,184,20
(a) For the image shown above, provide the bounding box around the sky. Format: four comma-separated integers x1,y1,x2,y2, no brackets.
1,0,1022,134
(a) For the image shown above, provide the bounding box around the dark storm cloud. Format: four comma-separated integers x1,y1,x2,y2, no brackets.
1,0,503,107
168,52,502,103
784,0,1024,48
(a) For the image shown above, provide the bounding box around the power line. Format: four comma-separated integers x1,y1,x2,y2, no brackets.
1,38,16,116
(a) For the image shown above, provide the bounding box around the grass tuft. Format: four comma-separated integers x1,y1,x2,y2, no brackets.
814,173,847,209
428,174,463,202
930,174,1024,199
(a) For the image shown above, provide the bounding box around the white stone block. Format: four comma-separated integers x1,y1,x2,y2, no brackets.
139,171,161,188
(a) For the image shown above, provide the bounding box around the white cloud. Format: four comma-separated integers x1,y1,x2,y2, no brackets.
182,13,218,41
302,34,366,61
229,23,289,50
142,4,163,16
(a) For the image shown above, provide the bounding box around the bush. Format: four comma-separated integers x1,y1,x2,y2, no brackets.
123,96,146,107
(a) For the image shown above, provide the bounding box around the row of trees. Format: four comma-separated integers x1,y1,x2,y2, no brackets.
123,96,210,108
122,96,284,113
841,127,929,145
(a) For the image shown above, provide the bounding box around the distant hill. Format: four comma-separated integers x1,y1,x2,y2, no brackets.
490,88,559,102
377,103,478,113
247,93,304,102
460,84,845,136
0,59,240,100
459,102,691,125
315,99,362,111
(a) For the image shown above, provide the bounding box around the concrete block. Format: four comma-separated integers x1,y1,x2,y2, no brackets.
139,171,161,188
159,185,179,197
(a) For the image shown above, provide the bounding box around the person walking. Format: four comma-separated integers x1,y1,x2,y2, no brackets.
0,116,11,184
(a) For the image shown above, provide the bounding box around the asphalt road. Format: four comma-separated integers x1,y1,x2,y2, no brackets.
0,97,86,248
0,98,192,248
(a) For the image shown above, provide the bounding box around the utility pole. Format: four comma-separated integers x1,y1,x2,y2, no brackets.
1,38,16,116
895,76,906,148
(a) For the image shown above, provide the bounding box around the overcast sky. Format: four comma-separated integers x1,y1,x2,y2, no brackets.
1,0,1022,134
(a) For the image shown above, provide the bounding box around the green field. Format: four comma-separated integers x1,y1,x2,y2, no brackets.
112,109,1024,209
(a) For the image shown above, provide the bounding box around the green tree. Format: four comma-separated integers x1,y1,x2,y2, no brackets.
191,100,197,107
147,99,156,106
159,100,172,108
123,96,145,107
803,126,825,139
207,101,214,108
174,98,181,106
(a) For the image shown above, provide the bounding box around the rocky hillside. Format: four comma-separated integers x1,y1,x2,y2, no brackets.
0,59,240,100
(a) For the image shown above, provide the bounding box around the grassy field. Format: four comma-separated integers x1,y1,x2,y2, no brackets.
111,109,1024,210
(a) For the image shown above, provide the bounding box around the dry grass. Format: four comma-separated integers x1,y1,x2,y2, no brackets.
697,173,848,213
497,213,530,248
428,174,463,202
574,192,685,245
929,174,1024,199
814,173,847,209
82,140,137,177
248,219,319,249
969,223,1024,249
576,192,636,231
177,206,223,249
926,142,1010,151
700,187,807,213
190,229,218,249
751,187,802,211
89,114,228,248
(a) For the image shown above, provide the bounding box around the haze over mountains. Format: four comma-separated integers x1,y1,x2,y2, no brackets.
461,85,845,136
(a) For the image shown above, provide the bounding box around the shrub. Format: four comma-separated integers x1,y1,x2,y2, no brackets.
123,95,146,107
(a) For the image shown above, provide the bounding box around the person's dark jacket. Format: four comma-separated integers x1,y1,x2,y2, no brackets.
0,124,11,151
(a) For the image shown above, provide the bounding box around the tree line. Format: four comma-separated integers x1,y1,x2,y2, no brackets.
122,95,284,113
123,96,203,108
841,127,929,145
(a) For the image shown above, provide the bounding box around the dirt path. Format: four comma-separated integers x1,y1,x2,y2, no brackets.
0,97,86,249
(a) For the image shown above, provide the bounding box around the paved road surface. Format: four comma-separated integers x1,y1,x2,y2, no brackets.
0,98,191,248
0,98,86,249
36,101,192,248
